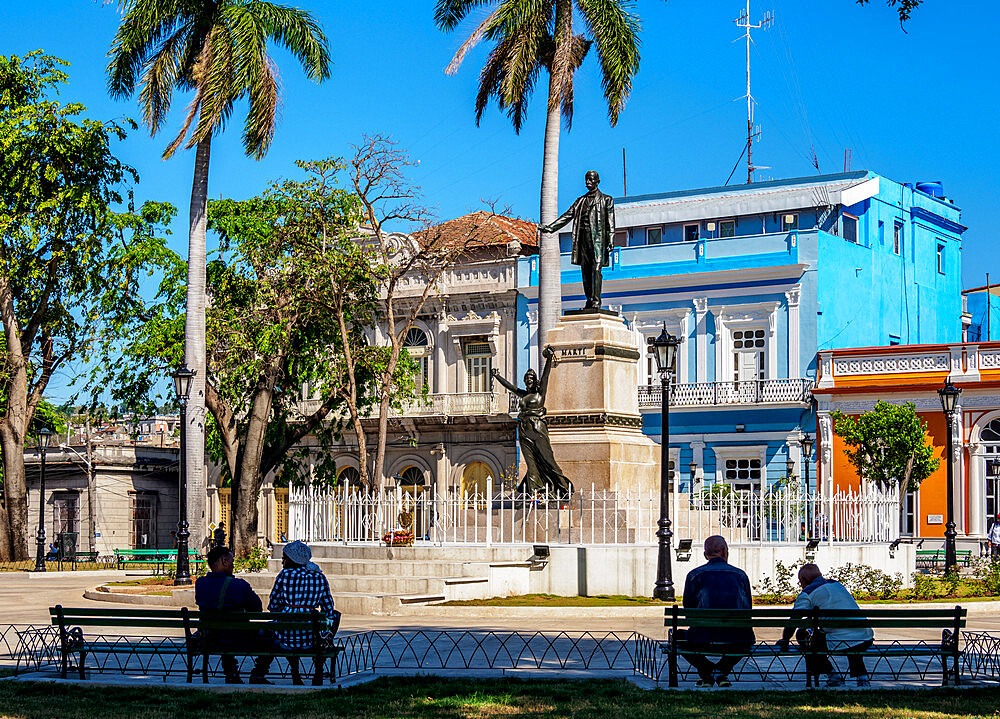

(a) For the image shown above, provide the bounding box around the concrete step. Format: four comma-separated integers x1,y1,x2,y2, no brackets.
265,557,490,578
294,544,532,563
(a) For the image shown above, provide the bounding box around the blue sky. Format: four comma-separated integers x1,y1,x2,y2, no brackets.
3,0,997,401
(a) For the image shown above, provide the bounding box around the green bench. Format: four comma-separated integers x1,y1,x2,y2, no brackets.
663,606,966,688
916,549,974,569
49,605,343,685
113,549,203,573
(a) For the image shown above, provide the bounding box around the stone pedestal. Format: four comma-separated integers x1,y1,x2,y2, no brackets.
535,311,660,494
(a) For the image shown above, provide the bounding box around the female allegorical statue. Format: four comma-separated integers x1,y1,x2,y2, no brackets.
491,345,573,496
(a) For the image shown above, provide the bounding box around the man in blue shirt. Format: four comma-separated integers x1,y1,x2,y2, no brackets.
776,564,874,687
679,535,754,687
194,545,263,684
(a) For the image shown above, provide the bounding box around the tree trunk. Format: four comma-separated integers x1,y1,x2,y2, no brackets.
230,378,277,556
184,136,211,551
537,67,562,368
0,426,28,560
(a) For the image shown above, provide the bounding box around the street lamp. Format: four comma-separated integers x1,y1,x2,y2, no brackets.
33,428,53,572
937,380,962,575
800,433,814,541
648,323,681,601
172,366,196,586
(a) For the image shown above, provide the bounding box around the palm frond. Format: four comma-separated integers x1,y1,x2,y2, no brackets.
107,0,185,99
434,0,494,31
445,5,503,75
574,0,640,125
245,1,331,82
138,20,191,134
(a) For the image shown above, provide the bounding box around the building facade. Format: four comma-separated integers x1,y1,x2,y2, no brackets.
515,171,964,496
814,341,1000,542
25,445,179,555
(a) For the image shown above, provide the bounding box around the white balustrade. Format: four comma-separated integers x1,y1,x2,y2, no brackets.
289,484,899,546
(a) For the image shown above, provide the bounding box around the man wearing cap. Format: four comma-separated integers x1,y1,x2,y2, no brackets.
250,540,336,684
988,513,1000,559
194,546,263,684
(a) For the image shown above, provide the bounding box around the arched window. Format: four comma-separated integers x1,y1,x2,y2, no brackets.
337,466,361,485
981,418,1000,442
403,328,430,390
398,466,425,486
461,462,494,496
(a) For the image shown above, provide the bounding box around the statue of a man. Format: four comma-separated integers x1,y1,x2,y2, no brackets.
539,170,616,311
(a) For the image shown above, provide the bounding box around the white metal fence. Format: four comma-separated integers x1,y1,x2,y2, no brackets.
289,483,901,546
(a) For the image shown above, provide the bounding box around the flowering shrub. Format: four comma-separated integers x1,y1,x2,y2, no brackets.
382,529,414,546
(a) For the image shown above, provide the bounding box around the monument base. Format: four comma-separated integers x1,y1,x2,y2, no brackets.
535,312,660,494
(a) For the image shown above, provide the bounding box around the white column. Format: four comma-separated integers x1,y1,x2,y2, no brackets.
678,313,691,384
785,286,801,378
969,442,986,537
818,412,835,493
767,306,778,380
954,408,966,534
690,440,705,492
435,315,448,394
527,309,539,372
693,298,708,383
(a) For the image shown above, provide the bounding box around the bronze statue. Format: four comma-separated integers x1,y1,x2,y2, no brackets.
539,170,616,311
491,346,572,496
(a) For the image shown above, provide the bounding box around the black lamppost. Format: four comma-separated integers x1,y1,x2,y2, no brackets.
649,323,681,601
800,434,814,540
938,380,962,575
33,428,53,572
173,366,196,586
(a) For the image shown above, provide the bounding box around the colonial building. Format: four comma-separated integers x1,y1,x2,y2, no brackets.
814,341,1000,542
25,444,179,555
516,171,965,496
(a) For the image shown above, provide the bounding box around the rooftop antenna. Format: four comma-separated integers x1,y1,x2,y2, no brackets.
735,0,773,183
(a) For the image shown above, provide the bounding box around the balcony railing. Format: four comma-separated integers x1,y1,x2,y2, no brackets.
300,392,502,419
638,378,813,408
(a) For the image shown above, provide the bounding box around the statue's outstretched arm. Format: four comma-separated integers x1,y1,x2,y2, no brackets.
539,200,576,234
539,345,555,397
491,368,524,397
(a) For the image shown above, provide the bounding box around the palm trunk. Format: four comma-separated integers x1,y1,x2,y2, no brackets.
185,136,211,549
537,68,562,368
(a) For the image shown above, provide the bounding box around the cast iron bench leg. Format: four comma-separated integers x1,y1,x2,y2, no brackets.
289,656,303,686
312,655,324,686
78,649,86,680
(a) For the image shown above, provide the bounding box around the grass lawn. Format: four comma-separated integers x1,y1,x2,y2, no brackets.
0,677,997,718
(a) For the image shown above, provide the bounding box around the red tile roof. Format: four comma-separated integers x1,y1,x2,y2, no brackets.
414,212,538,251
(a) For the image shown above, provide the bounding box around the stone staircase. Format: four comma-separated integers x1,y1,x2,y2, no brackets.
242,544,535,615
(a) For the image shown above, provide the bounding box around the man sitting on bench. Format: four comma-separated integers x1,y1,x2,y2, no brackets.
679,535,754,688
194,545,264,684
776,563,873,688
250,540,335,685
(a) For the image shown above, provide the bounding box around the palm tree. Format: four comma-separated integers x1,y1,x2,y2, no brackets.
435,0,640,362
107,0,330,546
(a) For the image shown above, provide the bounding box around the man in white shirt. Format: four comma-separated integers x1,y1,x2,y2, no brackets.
989,513,1000,559
776,564,874,688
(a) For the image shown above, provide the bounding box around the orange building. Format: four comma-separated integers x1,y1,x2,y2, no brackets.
813,341,1000,542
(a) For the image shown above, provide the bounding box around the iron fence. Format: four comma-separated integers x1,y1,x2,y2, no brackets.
290,484,901,546
962,632,1000,682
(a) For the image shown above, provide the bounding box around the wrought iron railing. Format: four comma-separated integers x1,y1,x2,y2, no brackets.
301,392,501,418
637,378,813,408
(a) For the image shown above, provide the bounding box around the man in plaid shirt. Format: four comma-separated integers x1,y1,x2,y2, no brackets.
250,541,335,684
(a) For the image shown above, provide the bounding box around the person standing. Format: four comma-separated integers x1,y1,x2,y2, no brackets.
194,545,263,684
988,513,1000,560
678,535,754,688
776,564,874,688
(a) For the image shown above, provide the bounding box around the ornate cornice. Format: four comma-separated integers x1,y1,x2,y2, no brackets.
547,413,644,429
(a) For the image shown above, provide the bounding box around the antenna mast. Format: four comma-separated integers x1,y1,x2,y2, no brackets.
735,0,773,183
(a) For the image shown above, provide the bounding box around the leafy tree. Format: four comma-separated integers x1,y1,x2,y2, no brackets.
832,400,939,524
347,135,505,486
435,0,640,362
0,52,173,560
107,0,332,544
857,0,923,25
97,159,398,554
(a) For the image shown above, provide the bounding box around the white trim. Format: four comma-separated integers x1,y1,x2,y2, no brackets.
694,298,709,383
712,445,768,486
785,286,801,378
667,431,800,443
713,301,780,382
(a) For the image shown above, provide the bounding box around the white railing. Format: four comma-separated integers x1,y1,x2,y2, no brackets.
637,379,813,408
299,392,500,418
289,483,899,546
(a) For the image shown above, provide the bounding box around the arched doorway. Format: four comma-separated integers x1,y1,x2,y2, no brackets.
461,462,494,496
979,418,1000,527
337,466,361,486
398,466,425,486
403,328,430,391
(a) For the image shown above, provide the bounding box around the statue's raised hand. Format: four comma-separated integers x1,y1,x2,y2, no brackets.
490,368,500,378
542,345,555,360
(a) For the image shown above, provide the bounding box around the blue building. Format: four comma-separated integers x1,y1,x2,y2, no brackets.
516,171,965,494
